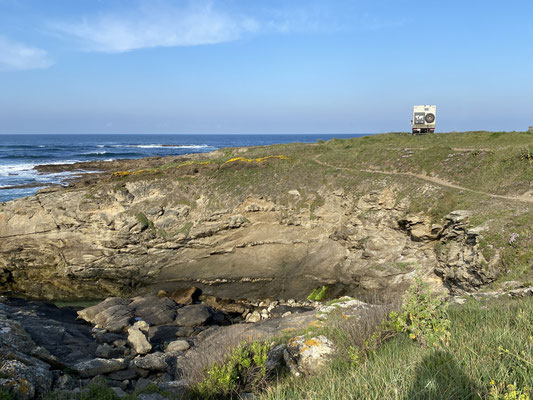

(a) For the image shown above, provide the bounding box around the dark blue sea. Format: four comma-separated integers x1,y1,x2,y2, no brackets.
0,134,367,202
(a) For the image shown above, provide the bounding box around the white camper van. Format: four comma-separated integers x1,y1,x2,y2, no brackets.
411,105,436,134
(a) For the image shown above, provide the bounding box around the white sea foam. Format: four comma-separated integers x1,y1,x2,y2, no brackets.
0,160,81,177
109,144,213,149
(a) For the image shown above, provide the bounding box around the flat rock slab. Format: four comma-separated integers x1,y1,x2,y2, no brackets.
74,358,128,378
1,298,97,365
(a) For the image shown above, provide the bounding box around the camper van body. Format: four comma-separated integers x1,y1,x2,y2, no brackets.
412,105,437,134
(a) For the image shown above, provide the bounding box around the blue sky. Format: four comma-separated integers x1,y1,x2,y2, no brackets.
0,0,532,134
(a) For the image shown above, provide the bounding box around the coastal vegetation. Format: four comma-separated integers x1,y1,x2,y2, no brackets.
1,131,533,399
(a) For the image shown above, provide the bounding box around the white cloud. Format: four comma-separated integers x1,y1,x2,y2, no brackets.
50,1,260,53
0,35,53,71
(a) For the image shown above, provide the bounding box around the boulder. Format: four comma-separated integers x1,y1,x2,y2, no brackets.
95,343,125,359
110,387,128,398
265,344,286,371
0,360,53,399
175,326,195,337
157,380,189,396
148,325,181,345
245,310,261,323
129,296,178,326
201,295,248,314
107,368,139,381
132,353,168,372
127,324,152,355
283,335,336,377
73,358,128,378
94,331,125,345
175,304,214,327
165,340,190,353
168,286,201,305
77,298,130,324
52,374,79,391
93,304,133,333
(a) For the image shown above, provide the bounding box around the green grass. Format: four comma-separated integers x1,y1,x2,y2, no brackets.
96,131,533,285
259,296,533,400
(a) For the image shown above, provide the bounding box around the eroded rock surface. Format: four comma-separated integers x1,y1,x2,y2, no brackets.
0,174,494,301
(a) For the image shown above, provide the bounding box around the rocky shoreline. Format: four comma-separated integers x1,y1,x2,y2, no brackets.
1,290,377,399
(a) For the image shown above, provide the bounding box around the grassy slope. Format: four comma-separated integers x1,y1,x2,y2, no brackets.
260,296,533,400
112,130,533,286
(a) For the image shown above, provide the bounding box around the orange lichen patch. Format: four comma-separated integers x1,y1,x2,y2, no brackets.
304,338,321,347
223,155,290,164
308,320,322,328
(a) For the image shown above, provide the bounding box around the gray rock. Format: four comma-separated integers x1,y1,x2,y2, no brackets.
110,386,128,398
107,368,139,381
130,296,178,326
128,324,152,355
94,331,125,345
95,343,125,359
148,325,181,345
245,310,261,323
168,286,200,305
175,326,195,337
132,352,168,371
157,380,188,395
93,304,133,333
265,344,286,371
53,374,79,391
73,358,128,378
165,340,190,353
283,335,335,377
135,377,153,391
77,298,130,324
0,377,35,400
175,304,214,327
0,360,53,399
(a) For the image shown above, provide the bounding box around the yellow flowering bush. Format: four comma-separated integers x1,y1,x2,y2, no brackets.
490,381,531,400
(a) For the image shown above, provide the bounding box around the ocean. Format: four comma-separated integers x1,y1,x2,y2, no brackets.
0,133,367,202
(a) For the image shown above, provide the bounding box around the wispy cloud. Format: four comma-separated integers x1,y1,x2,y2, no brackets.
0,35,53,70
50,1,260,53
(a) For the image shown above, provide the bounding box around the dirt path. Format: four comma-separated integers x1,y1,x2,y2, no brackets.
313,155,533,204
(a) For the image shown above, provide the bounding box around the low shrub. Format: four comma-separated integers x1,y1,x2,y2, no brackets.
191,340,272,399
387,277,450,348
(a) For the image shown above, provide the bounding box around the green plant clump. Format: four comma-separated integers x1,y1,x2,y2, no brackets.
387,277,451,348
307,286,329,302
135,212,154,230
192,340,272,399
0,387,15,400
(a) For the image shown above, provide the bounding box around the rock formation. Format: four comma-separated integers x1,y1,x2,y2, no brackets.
0,155,497,301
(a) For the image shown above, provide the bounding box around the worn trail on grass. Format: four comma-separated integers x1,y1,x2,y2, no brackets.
313,155,533,204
